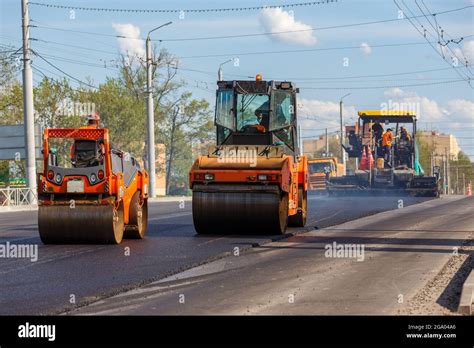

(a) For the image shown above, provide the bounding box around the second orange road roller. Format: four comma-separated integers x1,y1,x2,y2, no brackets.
189,76,308,234
37,114,149,244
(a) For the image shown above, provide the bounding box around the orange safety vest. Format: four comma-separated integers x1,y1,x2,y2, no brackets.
382,131,393,147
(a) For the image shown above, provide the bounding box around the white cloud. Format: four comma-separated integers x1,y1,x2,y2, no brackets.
460,39,474,63
382,88,446,122
259,8,317,46
446,99,474,124
298,98,357,135
112,23,145,59
359,42,372,56
384,87,416,99
449,39,474,66
382,88,474,127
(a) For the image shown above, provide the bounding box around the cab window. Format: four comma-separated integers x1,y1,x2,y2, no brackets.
270,90,294,131
216,90,235,131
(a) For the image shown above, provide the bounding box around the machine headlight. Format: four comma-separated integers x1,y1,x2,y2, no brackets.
204,173,214,181
90,174,97,184
54,173,62,184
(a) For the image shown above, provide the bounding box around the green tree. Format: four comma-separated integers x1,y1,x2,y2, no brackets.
449,151,474,194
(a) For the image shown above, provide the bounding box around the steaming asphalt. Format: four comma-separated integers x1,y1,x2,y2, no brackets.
0,193,440,314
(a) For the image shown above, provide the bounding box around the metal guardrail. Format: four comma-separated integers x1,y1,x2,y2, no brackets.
0,187,37,206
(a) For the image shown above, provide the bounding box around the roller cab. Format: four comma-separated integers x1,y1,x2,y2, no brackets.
189,77,308,235
37,116,149,244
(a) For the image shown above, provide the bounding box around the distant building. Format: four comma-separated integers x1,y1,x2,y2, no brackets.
155,144,167,196
303,133,339,158
418,131,460,161
136,143,167,196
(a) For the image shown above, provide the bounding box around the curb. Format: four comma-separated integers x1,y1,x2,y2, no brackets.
148,196,192,202
458,270,474,315
0,196,192,213
0,205,38,213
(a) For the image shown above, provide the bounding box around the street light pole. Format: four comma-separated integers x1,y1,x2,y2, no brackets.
218,59,233,81
21,0,36,202
146,21,172,198
339,93,351,174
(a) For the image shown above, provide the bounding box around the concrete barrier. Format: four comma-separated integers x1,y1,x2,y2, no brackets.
458,270,474,315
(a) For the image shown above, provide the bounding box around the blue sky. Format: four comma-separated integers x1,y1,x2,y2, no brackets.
1,0,473,157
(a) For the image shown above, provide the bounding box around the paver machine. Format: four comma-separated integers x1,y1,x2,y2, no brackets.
327,110,440,196
37,115,149,244
189,75,308,234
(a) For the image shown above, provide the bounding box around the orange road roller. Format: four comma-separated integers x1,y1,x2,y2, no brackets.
37,115,149,244
189,77,308,235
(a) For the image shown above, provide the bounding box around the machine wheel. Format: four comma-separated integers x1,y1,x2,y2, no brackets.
192,186,288,235
277,192,289,234
124,193,148,239
39,203,124,244
288,187,307,227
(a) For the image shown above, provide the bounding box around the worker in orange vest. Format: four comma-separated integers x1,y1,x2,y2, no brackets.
382,128,393,167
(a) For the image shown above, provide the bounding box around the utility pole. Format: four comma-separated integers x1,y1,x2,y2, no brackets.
325,128,329,157
21,0,36,202
456,167,459,195
442,153,446,195
145,22,172,198
430,151,434,176
462,173,466,195
298,124,304,155
339,93,350,174
445,147,450,195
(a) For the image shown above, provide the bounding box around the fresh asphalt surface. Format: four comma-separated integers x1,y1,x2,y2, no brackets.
74,196,472,315
0,193,435,314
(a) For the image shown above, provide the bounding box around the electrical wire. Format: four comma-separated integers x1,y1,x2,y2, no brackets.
29,1,337,13
30,5,473,43
300,79,467,90
31,50,98,89
394,0,473,87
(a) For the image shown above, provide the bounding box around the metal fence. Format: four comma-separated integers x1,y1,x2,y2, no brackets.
0,187,37,206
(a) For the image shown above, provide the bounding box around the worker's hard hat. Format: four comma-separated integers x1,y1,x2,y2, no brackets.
87,112,100,122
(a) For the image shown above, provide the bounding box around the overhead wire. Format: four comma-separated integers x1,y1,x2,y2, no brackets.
29,1,338,13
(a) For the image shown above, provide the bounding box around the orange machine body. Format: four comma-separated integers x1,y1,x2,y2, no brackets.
38,127,148,224
189,147,307,217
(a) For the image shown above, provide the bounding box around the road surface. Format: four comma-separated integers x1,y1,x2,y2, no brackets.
72,196,473,315
2,194,467,315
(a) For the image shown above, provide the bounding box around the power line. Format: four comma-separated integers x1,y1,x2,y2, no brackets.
394,0,473,87
32,64,97,94
30,5,473,43
301,79,467,90
35,51,118,70
415,0,473,74
29,1,337,13
178,37,474,59
31,38,119,56
31,50,98,89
